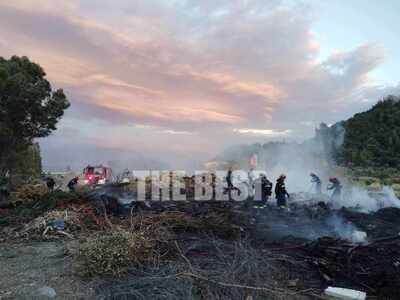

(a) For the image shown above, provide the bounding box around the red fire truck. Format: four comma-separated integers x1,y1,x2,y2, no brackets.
82,165,113,185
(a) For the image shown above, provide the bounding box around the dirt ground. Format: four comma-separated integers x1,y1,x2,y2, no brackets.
0,241,93,299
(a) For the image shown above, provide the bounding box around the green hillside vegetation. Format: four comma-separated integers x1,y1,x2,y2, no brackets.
340,95,400,169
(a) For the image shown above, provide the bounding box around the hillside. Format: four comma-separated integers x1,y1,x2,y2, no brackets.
339,95,400,168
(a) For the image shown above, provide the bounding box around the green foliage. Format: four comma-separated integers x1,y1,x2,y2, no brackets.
14,190,80,218
12,143,43,184
340,95,400,168
0,56,69,178
34,190,80,211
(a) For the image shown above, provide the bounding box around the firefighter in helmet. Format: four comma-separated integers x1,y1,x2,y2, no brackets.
261,174,273,206
275,174,290,207
327,177,342,202
310,173,322,194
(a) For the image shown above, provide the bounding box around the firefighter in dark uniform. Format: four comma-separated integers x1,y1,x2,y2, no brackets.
275,174,290,207
46,177,56,192
68,177,79,192
261,174,273,206
226,167,234,190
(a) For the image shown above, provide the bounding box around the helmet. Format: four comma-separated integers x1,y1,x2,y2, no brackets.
329,177,337,182
279,174,286,180
310,173,316,176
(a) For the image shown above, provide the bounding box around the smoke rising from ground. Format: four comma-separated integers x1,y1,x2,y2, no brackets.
337,186,400,212
217,123,399,212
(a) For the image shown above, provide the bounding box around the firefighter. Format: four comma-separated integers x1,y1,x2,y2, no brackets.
260,174,273,206
275,174,289,207
327,177,342,202
46,177,56,192
225,167,242,200
67,177,79,192
226,167,234,190
310,173,322,194
253,174,271,208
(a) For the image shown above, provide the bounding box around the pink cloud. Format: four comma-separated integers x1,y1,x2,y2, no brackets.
0,0,392,168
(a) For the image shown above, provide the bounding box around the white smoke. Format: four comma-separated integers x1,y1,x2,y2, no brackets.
326,214,368,244
217,123,400,212
335,185,400,212
263,211,368,244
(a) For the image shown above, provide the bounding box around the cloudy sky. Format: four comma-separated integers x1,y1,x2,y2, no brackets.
1,0,399,170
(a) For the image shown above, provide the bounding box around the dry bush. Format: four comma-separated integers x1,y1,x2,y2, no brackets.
78,227,175,277
11,183,47,205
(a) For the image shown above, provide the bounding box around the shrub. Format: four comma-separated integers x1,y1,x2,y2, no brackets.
78,229,162,277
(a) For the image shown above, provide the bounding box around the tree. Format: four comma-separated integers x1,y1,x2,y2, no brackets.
0,56,70,180
12,143,43,186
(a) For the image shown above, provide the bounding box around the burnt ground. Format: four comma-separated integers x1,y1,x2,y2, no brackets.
1,194,400,300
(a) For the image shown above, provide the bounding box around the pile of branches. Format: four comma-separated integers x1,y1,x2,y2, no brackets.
77,226,175,277
18,209,81,239
301,236,400,299
131,208,252,240
5,202,109,240
9,183,47,206
92,239,319,300
0,190,89,240
9,190,83,218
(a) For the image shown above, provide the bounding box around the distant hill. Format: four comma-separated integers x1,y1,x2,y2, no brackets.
337,95,400,168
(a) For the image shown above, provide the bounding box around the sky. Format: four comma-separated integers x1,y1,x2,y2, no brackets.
0,0,399,170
